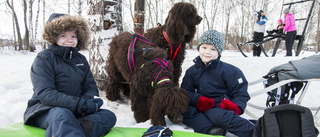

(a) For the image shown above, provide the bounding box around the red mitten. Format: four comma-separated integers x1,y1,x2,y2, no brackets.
196,96,215,112
220,99,241,115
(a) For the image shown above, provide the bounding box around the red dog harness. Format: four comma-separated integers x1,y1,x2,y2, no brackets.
162,31,182,61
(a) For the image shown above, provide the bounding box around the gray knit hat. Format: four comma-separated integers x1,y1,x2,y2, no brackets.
197,30,224,57
283,8,290,15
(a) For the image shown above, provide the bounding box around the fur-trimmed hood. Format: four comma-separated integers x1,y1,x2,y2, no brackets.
42,15,91,50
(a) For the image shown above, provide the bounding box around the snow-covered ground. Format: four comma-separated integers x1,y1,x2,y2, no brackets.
0,48,319,132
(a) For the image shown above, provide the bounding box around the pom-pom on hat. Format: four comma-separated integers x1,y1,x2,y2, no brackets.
197,30,224,57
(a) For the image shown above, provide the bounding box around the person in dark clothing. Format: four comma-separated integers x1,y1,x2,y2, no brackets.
253,10,268,57
181,30,254,137
23,13,116,137
283,8,297,56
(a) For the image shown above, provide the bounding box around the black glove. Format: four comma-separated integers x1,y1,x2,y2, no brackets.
77,98,103,115
85,98,103,115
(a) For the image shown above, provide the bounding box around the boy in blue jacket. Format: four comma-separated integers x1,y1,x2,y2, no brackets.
181,30,254,137
23,13,116,137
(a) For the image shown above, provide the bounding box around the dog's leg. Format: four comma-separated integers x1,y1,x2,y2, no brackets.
172,61,182,86
149,100,166,126
120,84,130,97
105,57,122,101
130,86,150,123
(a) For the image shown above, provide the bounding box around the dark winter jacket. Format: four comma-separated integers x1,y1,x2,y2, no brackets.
24,44,98,125
181,56,250,114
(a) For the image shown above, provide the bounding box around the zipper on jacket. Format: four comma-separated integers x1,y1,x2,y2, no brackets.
70,51,73,59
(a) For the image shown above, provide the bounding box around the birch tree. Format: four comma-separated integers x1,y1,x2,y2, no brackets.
316,0,320,53
6,0,23,50
23,0,29,50
88,0,123,90
34,0,40,44
28,0,35,52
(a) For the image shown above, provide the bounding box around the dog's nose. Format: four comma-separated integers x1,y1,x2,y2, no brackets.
198,16,203,21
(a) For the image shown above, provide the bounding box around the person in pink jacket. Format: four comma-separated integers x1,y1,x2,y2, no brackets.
283,8,297,56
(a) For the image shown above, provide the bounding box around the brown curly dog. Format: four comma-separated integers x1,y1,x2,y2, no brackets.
105,32,189,126
144,2,202,86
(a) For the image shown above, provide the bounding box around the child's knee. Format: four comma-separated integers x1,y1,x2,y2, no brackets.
49,107,73,117
97,109,117,125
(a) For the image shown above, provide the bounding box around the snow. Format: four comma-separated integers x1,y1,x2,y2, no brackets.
0,48,319,132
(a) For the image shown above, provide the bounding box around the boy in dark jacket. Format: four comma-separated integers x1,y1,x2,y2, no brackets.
23,13,116,137
181,30,254,137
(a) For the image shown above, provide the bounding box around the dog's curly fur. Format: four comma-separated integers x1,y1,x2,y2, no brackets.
105,2,201,126
105,32,189,126
143,2,202,85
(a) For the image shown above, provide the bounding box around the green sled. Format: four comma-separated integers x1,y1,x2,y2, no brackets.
0,123,224,137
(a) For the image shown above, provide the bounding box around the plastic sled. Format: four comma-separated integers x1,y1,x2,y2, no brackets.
0,122,222,137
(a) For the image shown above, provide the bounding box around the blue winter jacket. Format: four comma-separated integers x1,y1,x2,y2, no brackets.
24,44,99,125
181,56,250,114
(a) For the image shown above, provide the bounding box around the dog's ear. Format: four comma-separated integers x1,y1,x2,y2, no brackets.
165,14,189,44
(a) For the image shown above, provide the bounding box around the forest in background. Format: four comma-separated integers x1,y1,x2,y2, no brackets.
1,0,320,52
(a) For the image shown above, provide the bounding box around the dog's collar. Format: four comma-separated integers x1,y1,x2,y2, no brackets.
162,31,182,61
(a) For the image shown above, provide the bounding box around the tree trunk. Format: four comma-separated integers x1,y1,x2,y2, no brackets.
23,0,29,50
224,1,232,48
68,0,70,14
134,0,145,34
34,0,40,47
29,0,35,52
88,0,123,90
11,0,17,50
6,0,23,51
43,0,46,50
317,1,320,53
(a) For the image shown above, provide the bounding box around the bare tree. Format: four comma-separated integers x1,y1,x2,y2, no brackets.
129,0,134,21
224,0,235,48
68,0,70,14
134,0,145,34
316,0,320,53
72,0,86,16
29,0,35,52
34,0,41,44
23,0,29,50
42,0,47,49
6,0,23,50
200,0,209,30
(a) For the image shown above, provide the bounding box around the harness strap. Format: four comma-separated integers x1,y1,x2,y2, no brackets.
151,58,171,87
128,34,157,74
141,58,171,88
162,31,182,61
